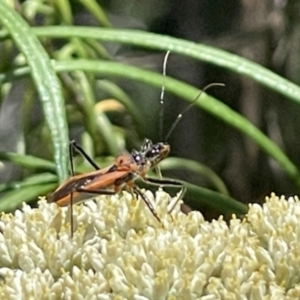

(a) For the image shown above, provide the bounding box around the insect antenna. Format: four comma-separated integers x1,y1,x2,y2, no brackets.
158,51,171,142
164,82,225,141
160,82,224,214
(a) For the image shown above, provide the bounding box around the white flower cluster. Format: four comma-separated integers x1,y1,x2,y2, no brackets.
0,191,300,299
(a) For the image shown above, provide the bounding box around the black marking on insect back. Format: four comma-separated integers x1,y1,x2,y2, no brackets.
108,164,118,172
50,174,101,202
114,172,135,186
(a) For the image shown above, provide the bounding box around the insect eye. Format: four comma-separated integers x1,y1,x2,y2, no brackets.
153,144,162,154
146,149,158,158
133,153,140,162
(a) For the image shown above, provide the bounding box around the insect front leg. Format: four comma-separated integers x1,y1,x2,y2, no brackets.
132,186,162,224
113,172,162,224
69,140,100,171
68,141,102,237
144,176,186,214
167,185,186,214
75,188,116,195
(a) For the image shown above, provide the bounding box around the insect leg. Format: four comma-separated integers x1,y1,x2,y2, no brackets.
154,165,163,179
133,186,162,224
145,176,183,187
114,172,162,224
167,185,187,214
70,192,74,238
68,140,100,237
69,140,100,170
144,176,186,213
69,142,75,237
75,188,116,195
77,186,162,224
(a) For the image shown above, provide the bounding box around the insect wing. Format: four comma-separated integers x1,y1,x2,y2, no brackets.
48,168,128,206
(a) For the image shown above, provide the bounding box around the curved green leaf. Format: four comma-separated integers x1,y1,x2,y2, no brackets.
31,26,300,104
53,59,300,189
0,152,56,171
72,71,120,155
0,183,57,212
184,182,248,216
96,80,143,128
0,173,58,193
0,3,69,182
78,0,111,27
139,179,246,215
160,157,229,196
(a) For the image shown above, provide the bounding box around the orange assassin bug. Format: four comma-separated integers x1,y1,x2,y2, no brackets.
48,51,224,236
48,138,173,235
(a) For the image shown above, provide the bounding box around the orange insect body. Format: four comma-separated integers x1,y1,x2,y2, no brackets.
48,140,172,231
49,155,136,206
49,141,170,204
49,168,129,206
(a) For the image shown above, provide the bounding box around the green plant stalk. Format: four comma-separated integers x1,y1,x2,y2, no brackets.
0,3,69,182
83,38,112,59
72,71,100,145
73,71,120,155
31,26,300,104
96,80,143,128
55,0,72,24
78,0,111,27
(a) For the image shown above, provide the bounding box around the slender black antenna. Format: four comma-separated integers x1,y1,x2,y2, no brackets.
159,51,171,142
164,82,225,141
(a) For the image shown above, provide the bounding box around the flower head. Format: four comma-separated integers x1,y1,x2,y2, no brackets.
0,191,300,299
